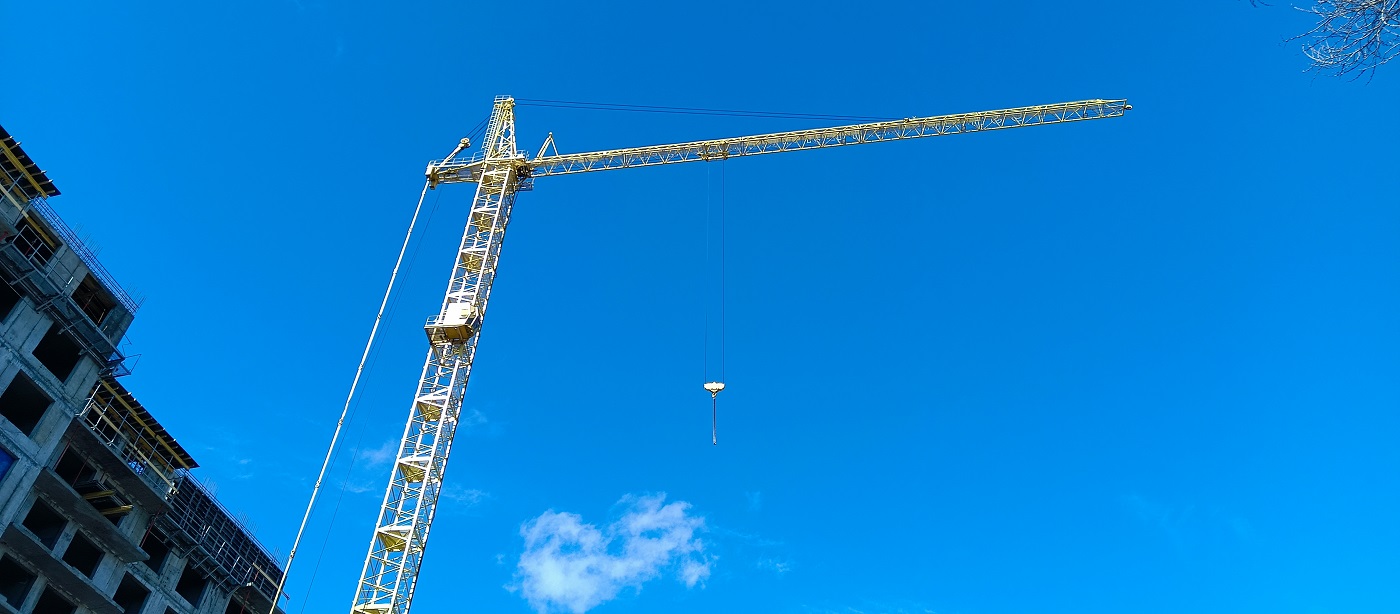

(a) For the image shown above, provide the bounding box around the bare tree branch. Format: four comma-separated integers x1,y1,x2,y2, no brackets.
1294,1,1400,79
1245,0,1399,78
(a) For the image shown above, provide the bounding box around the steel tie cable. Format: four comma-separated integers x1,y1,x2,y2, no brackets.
271,178,433,614
297,185,445,614
517,97,892,119
515,98,897,122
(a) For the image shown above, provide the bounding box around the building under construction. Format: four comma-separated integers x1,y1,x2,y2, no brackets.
0,125,283,614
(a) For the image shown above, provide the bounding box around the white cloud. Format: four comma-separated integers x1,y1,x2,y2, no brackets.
745,491,762,512
461,408,488,428
356,439,398,467
440,484,490,507
338,439,398,494
342,436,490,500
757,557,792,575
514,493,712,613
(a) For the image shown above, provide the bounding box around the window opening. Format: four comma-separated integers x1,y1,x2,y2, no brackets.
71,275,116,326
85,482,133,522
139,529,172,573
0,371,51,436
95,490,133,523
61,531,105,578
52,447,133,520
22,498,67,548
0,277,20,322
0,447,13,482
32,588,75,614
175,565,208,607
0,556,37,608
112,575,150,614
32,325,84,382
54,447,97,487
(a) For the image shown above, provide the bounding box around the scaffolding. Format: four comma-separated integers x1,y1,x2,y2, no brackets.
158,474,284,606
73,376,283,607
78,378,197,497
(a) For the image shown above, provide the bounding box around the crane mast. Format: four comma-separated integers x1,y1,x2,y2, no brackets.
349,95,1130,614
350,96,522,614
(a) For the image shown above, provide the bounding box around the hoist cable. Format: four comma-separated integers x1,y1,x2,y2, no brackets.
720,158,726,382
715,160,726,446
703,164,716,445
701,160,729,446
296,428,367,614
271,179,434,614
703,162,711,383
515,98,897,122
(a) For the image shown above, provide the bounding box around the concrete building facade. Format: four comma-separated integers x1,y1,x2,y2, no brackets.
0,125,283,614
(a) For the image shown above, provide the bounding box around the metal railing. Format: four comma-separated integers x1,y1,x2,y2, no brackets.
162,474,284,601
78,383,185,497
2,161,141,315
24,196,141,315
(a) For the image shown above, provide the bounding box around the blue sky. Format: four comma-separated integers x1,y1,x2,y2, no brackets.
4,2,1399,613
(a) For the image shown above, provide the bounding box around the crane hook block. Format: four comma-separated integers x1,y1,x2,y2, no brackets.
704,382,725,397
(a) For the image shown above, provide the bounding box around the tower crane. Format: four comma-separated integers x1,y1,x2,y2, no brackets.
347,95,1131,614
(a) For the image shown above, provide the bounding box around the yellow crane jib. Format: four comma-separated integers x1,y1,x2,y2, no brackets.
425,99,1131,188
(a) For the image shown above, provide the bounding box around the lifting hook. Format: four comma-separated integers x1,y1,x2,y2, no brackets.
704,382,725,445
